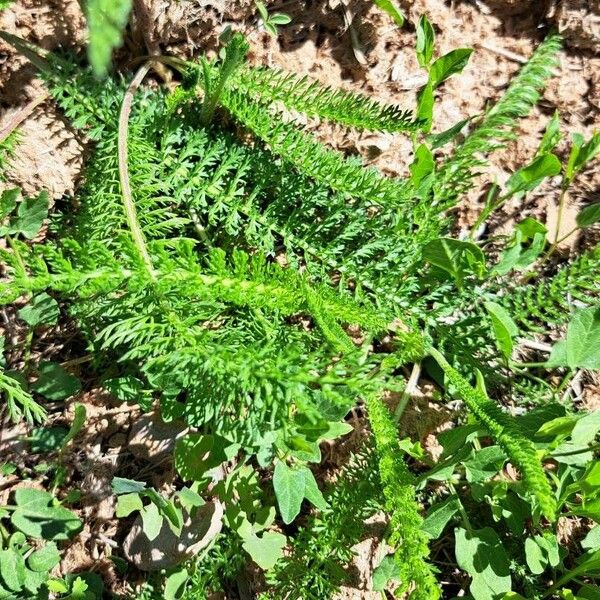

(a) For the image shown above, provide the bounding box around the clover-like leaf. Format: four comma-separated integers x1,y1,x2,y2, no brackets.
6,190,48,239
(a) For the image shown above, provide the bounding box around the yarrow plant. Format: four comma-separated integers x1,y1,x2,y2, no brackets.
1,4,600,599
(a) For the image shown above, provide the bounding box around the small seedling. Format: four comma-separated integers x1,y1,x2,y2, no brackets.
255,1,291,37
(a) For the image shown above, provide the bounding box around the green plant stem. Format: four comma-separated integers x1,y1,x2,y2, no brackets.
394,361,420,423
6,234,26,276
118,61,156,279
448,483,472,534
541,186,570,264
551,443,600,459
556,368,575,395
553,187,568,245
22,329,34,372
0,31,52,73
0,91,48,144
200,70,228,126
511,361,549,368
470,183,502,238
554,226,579,246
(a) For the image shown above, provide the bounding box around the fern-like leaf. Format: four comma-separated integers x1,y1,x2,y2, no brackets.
435,33,562,207
429,347,557,520
267,451,382,599
0,368,47,424
364,393,440,599
230,66,417,132
504,245,600,331
85,0,133,77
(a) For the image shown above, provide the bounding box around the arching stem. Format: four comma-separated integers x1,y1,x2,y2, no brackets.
117,61,156,279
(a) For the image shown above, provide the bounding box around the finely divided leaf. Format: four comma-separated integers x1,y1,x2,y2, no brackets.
85,0,133,77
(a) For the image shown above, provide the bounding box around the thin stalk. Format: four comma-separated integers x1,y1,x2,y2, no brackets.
6,235,27,276
448,483,472,534
22,329,34,372
470,183,501,239
0,92,49,144
556,368,575,396
553,187,569,246
541,186,570,263
118,62,156,279
200,65,229,126
554,226,579,246
394,362,420,423
511,361,549,368
0,31,52,73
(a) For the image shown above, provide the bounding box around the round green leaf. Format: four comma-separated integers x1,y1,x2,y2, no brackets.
11,489,82,541
28,543,61,572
